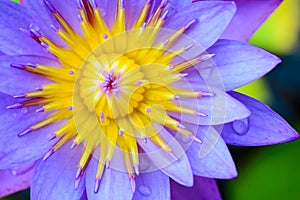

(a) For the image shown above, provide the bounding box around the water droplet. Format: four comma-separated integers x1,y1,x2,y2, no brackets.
17,49,24,54
12,108,28,118
12,108,27,117
12,111,18,118
138,185,152,197
29,23,40,31
10,162,36,176
99,8,107,16
232,118,249,136
20,108,28,114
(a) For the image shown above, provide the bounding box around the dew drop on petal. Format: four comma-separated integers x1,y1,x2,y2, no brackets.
12,111,18,118
99,8,107,16
232,118,249,136
29,23,40,31
10,162,35,176
20,108,28,114
13,109,25,118
130,0,135,6
11,107,28,118
17,49,24,54
138,185,152,197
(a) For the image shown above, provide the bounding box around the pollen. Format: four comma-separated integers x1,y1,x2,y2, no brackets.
9,0,214,192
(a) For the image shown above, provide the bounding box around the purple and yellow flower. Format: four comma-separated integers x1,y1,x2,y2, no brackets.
0,0,298,199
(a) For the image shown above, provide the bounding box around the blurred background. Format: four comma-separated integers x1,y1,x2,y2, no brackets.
2,0,300,199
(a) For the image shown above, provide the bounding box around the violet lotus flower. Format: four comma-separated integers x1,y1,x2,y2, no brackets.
0,0,298,199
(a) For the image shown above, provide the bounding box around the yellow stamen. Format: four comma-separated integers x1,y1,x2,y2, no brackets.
14,0,214,189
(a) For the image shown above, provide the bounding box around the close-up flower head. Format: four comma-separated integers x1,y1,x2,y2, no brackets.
0,0,299,199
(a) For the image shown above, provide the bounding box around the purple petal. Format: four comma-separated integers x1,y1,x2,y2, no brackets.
0,92,62,169
221,91,299,146
24,0,66,46
221,0,282,42
31,143,85,199
133,171,170,200
0,1,50,56
0,162,35,198
206,39,281,91
95,0,118,28
171,176,221,200
183,124,237,179
85,148,134,200
138,125,193,186
0,55,59,96
163,1,236,52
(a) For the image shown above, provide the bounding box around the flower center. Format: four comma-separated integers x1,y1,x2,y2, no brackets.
84,55,146,120
9,0,215,192
102,72,118,92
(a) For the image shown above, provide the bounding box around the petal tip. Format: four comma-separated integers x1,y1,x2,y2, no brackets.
280,132,299,144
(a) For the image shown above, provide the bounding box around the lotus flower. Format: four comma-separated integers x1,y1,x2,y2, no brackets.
0,0,298,199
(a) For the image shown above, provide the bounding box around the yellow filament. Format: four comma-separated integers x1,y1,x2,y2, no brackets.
151,134,172,153
133,2,151,29
16,0,212,184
